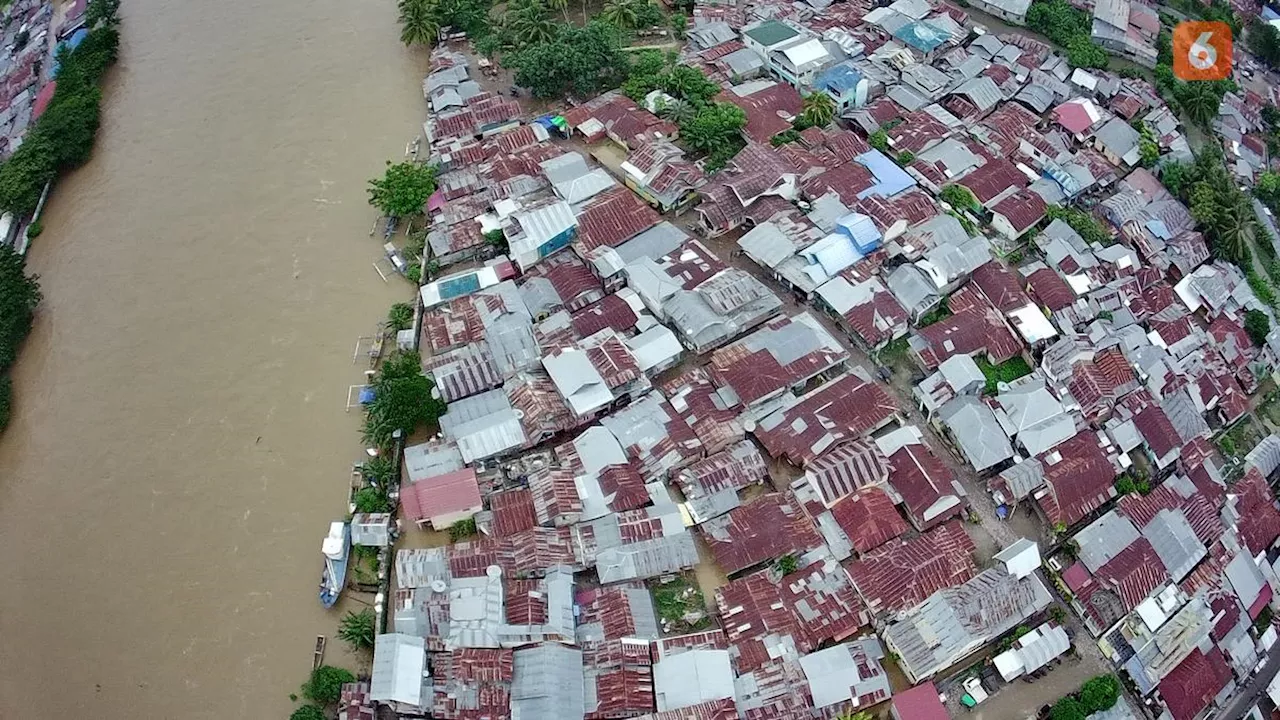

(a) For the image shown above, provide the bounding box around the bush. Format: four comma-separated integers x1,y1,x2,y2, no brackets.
868,130,889,153
1246,308,1270,346
1051,697,1087,720
353,485,393,514
302,665,356,706
940,184,978,212
775,553,799,575
290,705,326,720
25,220,41,239
1079,675,1121,713
0,373,10,431
896,150,915,166
387,302,414,331
449,516,478,542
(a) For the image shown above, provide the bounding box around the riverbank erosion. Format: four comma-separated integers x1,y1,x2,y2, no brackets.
0,0,429,716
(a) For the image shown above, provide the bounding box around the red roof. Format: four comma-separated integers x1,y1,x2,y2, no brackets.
488,488,538,537
915,285,1022,369
709,314,849,407
402,468,482,525
888,111,950,154
699,492,825,575
430,649,514,719
1133,405,1182,463
577,187,662,253
1077,538,1166,627
31,81,55,121
830,486,909,554
1234,467,1280,556
840,280,909,348
718,83,802,144
1158,648,1232,720
529,253,605,313
1067,347,1136,423
635,699,738,720
753,373,900,467
801,162,876,207
676,441,768,498
1034,431,1117,528
577,583,652,642
961,156,1028,205
971,262,1033,314
661,367,744,454
856,189,939,231
806,438,890,506
1053,100,1098,134
993,190,1047,235
587,666,655,718
846,520,977,615
716,561,868,674
888,443,962,530
1027,267,1076,311
891,682,949,720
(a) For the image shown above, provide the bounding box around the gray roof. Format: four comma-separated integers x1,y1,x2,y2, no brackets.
1094,117,1141,157
1074,510,1140,573
540,152,591,185
1160,388,1210,444
554,168,617,206
884,568,1053,682
1016,83,1056,114
404,441,465,484
951,76,1003,112
688,20,737,49
993,381,1076,456
723,48,766,76
938,396,1015,472
1246,434,1280,477
438,388,528,463
738,220,800,269
370,633,428,709
1142,508,1206,583
594,527,699,584
664,269,783,352
886,264,939,316
1225,551,1267,613
905,213,970,252
800,638,892,709
997,458,1045,501
511,644,585,720
653,649,736,711
601,392,701,479
969,34,1005,58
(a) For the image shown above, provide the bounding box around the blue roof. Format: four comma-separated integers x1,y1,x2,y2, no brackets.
67,28,88,47
835,213,882,253
854,150,917,200
1263,5,1280,21
816,63,863,94
439,272,482,300
892,21,949,52
1145,219,1172,240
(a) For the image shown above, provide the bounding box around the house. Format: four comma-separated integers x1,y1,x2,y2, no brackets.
718,82,804,144
519,252,605,319
753,370,900,466
420,259,518,308
574,501,700,583
401,461,482,530
967,0,1031,23
914,353,986,415
652,647,736,711
885,431,968,530
992,622,1071,681
1091,0,1158,67
511,643,586,720
639,264,783,354
910,285,1021,370
799,638,893,711
675,440,768,523
882,554,1053,682
815,275,910,351
661,367,745,454
429,650,514,720
991,379,1077,457
620,141,705,213
992,190,1048,240
1033,430,1120,528
439,390,530,463
769,36,834,89
891,682,948,720
847,520,977,616
936,396,1015,473
708,312,849,411
1093,118,1143,168
816,61,871,113
699,492,825,575
830,486,910,554
1157,648,1234,720
370,634,429,714
506,200,578,272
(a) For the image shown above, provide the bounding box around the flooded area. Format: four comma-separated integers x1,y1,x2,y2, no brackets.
0,0,427,716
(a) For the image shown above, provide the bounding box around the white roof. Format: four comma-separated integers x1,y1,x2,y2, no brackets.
1008,302,1058,344
626,324,683,373
1070,68,1098,90
653,649,736,711
778,37,831,67
370,633,428,707
994,538,1041,579
543,348,613,417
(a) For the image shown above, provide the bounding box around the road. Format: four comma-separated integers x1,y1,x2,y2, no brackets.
1218,642,1280,720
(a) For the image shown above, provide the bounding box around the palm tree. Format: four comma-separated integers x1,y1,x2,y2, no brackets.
1216,195,1257,263
398,0,440,46
1183,82,1221,128
506,2,557,44
801,92,837,128
545,0,570,21
338,609,376,651
659,98,694,126
601,0,639,28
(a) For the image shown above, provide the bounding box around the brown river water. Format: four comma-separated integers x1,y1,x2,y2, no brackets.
0,0,426,715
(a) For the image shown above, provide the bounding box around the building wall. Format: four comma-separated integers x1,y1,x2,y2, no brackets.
427,503,482,530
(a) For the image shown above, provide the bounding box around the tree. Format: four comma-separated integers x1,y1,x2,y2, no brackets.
670,13,687,39
450,516,478,541
338,608,377,651
398,0,441,46
771,128,801,146
1025,0,1090,46
0,138,56,217
1138,128,1159,168
681,102,746,166
353,485,393,513
1215,194,1257,264
506,1,557,45
507,21,629,99
545,0,570,22
0,246,42,373
658,98,695,127
290,706,326,720
601,0,639,28
361,455,396,485
302,665,357,706
896,150,915,166
0,373,10,431
1079,675,1120,713
387,302,414,332
1066,35,1108,69
85,0,121,27
632,0,666,28
775,553,800,575
800,92,836,129
664,66,720,105
1050,697,1087,720
940,184,978,212
1046,205,1112,246
867,129,889,153
1257,171,1280,211
368,161,437,218
1246,309,1271,346
362,350,447,450
833,711,873,720
1181,81,1222,128
1115,474,1138,495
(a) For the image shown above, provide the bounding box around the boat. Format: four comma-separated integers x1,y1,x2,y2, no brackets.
312,635,327,670
319,521,351,609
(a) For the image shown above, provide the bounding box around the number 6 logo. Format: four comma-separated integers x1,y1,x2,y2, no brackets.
1174,21,1232,81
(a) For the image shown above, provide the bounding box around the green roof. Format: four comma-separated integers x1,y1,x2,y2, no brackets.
744,20,800,48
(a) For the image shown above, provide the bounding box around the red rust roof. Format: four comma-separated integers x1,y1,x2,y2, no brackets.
753,373,900,467
577,187,662,253
1234,467,1280,556
1158,648,1232,720
1026,267,1075,311
1034,431,1117,528
830,486,909,554
660,367,744,455
888,443,962,530
846,520,977,615
488,488,538,537
402,468,482,526
699,492,825,576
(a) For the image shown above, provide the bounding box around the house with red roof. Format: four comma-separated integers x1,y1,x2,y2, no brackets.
830,487,910,554
846,520,977,616
991,189,1048,241
911,285,1023,370
717,81,803,145
1227,467,1280,557
1033,430,1120,529
708,312,849,410
886,438,967,531
1133,404,1183,471
814,275,910,351
1156,647,1233,720
699,492,826,576
401,443,483,530
753,370,901,467
890,682,948,720
660,367,745,455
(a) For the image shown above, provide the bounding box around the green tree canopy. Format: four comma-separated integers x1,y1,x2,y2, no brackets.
800,92,836,129
362,351,447,450
0,246,42,373
506,21,629,99
1246,308,1271,346
600,0,640,27
1078,675,1120,713
663,65,720,105
1066,34,1108,69
338,608,377,651
387,302,414,332
353,485,393,513
367,161,437,217
85,0,121,27
302,665,356,706
398,0,441,46
1050,697,1087,720
1046,205,1112,246
1026,0,1090,47
940,184,978,213
681,102,746,170
290,705,326,720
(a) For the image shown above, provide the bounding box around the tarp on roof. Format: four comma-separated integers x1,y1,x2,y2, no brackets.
31,82,55,121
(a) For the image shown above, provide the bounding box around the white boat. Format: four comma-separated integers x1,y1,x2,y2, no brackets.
318,521,350,609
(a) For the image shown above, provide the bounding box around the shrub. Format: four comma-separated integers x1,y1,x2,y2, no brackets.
290,705,325,720
387,302,414,331
302,665,356,706
338,608,376,651
449,516,478,542
25,220,42,239
775,553,799,575
1051,697,1087,720
353,485,392,514
0,373,10,431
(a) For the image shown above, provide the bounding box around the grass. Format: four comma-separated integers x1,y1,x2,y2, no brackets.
651,574,710,633
1259,391,1280,428
975,355,1033,395
916,297,952,328
1218,414,1265,465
